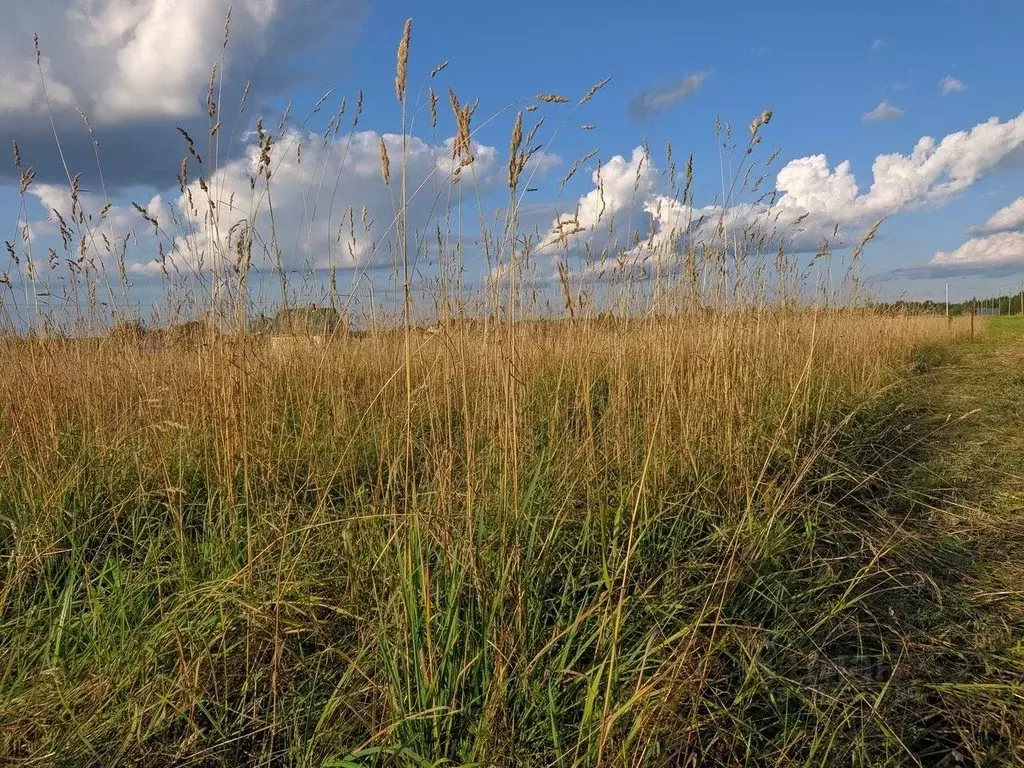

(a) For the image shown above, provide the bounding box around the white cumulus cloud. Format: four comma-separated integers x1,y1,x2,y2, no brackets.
863,101,905,122
132,129,504,275
968,196,1024,235
940,76,967,95
538,109,1024,272
930,196,1024,268
19,127,559,282
538,146,656,252
2,0,315,123
783,110,1024,221
0,0,367,185
932,231,1024,266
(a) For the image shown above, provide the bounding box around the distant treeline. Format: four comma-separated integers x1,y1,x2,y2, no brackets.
871,293,1024,316
109,305,351,339
250,305,349,335
102,296,1022,341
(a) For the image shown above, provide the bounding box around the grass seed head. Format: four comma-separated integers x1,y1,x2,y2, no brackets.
395,19,412,103
379,136,391,185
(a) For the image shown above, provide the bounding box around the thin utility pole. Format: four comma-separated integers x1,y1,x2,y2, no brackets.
945,283,949,319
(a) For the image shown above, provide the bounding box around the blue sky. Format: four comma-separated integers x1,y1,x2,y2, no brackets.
3,0,1024,322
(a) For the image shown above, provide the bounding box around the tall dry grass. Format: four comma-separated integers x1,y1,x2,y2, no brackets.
0,310,977,765
0,15,1008,767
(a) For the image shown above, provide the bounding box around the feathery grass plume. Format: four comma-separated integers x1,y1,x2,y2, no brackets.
255,119,273,180
561,149,598,190
324,95,348,141
177,157,189,193
52,210,70,249
508,112,525,191
579,76,612,104
536,93,569,103
448,89,476,166
12,140,20,170
552,207,585,247
379,136,391,185
206,63,218,119
749,108,773,135
850,217,884,269
222,6,232,49
176,127,203,164
18,169,35,196
523,116,544,148
555,260,576,318
429,60,449,78
395,19,412,103
636,139,651,192
311,89,334,114
683,152,694,202
69,172,82,223
130,201,158,232
276,101,292,134
346,205,358,263
354,89,363,126
429,88,438,129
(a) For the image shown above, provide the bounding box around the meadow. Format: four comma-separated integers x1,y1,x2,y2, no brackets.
2,19,1024,767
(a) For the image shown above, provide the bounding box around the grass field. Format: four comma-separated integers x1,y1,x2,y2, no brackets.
3,312,1024,766
3,19,1024,766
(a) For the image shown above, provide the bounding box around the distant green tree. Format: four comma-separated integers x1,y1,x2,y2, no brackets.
269,305,344,335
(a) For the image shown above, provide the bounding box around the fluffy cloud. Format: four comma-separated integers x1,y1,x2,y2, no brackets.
775,155,858,219
929,196,1024,269
538,109,1024,273
134,130,504,275
17,127,559,283
775,110,1024,222
627,74,707,120
0,0,367,186
863,101,904,122
940,76,967,95
968,196,1024,235
932,231,1024,266
538,146,656,252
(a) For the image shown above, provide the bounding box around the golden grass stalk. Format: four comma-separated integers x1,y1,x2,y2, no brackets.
379,136,391,185
395,18,412,103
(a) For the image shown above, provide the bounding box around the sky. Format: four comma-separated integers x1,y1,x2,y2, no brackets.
3,0,1024,323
